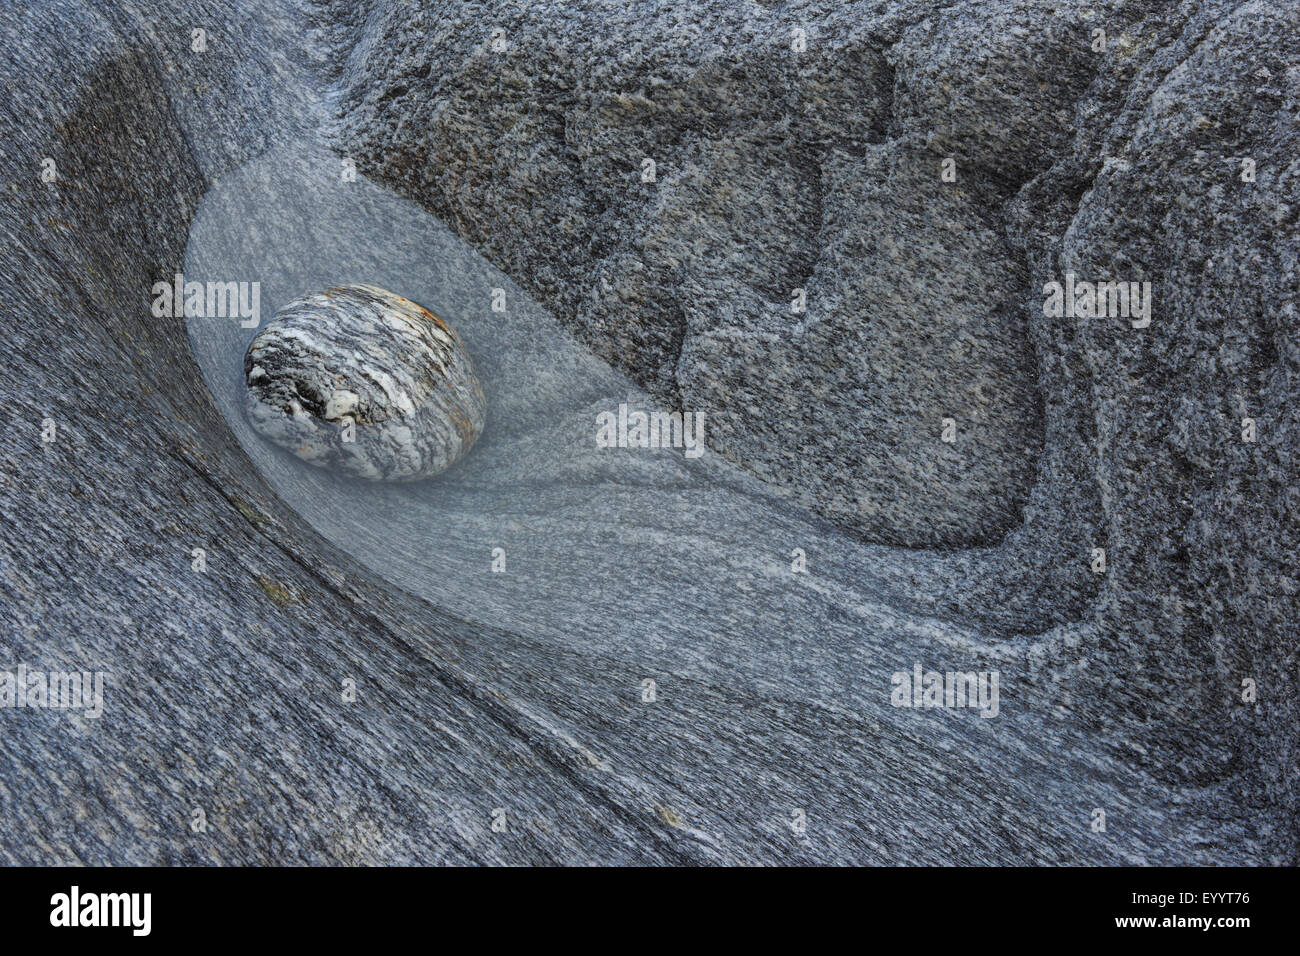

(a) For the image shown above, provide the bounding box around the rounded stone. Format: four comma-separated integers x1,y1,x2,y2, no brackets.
243,284,486,481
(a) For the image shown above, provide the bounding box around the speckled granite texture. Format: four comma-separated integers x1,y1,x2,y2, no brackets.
0,0,1295,864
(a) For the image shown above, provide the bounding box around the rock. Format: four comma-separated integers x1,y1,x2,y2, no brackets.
321,1,1050,549
324,0,1300,858
2,0,1296,867
674,143,1042,547
243,284,486,481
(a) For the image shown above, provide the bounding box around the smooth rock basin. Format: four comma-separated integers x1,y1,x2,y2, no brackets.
243,284,486,481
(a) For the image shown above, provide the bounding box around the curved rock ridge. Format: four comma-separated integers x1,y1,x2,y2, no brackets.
244,284,486,480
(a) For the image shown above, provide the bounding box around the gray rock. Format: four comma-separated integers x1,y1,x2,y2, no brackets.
323,0,1300,857
674,143,1042,547
0,0,1296,867
244,284,486,481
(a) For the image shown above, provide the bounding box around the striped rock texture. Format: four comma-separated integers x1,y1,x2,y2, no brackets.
244,285,485,481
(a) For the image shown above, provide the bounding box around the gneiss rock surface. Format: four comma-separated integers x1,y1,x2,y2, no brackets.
675,143,1042,548
0,0,1294,866
244,284,485,481
321,0,1300,858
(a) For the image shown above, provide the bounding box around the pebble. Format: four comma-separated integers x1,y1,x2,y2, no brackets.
243,284,486,480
